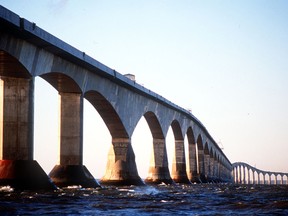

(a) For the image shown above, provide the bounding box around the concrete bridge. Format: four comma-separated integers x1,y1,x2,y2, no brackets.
232,162,288,185
0,6,232,190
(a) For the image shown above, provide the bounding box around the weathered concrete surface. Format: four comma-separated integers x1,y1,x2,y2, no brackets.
59,92,83,166
100,138,144,186
145,139,174,185
0,77,34,160
171,140,191,184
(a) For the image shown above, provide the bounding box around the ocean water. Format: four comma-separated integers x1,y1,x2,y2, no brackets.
0,183,288,215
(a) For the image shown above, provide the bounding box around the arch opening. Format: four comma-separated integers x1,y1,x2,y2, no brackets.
131,116,153,179
142,111,172,184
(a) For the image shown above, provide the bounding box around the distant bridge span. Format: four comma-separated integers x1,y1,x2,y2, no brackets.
232,162,288,185
0,6,232,190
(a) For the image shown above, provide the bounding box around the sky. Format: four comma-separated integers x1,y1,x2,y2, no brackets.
1,0,288,178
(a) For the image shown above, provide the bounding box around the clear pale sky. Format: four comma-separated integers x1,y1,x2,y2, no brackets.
1,0,288,178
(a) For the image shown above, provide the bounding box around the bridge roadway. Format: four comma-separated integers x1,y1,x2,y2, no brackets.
233,162,288,185
0,6,232,190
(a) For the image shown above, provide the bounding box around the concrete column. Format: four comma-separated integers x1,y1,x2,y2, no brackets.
145,138,173,184
235,166,239,184
253,171,255,184
247,168,250,184
0,77,56,190
209,156,214,181
187,143,199,183
171,140,190,183
49,92,99,188
243,166,246,184
269,175,272,185
236,167,239,183
58,93,83,165
215,161,220,181
204,153,210,181
198,149,206,182
0,77,34,160
239,166,242,184
101,138,143,185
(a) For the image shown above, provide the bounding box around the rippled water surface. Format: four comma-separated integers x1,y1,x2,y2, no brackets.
1,184,288,215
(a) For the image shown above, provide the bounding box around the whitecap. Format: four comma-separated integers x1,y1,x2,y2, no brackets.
0,186,14,192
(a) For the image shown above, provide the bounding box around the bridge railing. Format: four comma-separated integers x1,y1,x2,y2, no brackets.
232,162,288,185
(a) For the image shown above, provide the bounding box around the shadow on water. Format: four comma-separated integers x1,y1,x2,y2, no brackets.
1,184,288,215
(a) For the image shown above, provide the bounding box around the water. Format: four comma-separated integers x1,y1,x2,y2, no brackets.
1,184,288,215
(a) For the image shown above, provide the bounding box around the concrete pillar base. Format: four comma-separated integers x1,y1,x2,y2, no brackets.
145,167,174,185
199,174,208,183
49,165,100,188
172,172,191,184
189,175,202,183
101,160,144,186
100,179,144,186
0,160,57,190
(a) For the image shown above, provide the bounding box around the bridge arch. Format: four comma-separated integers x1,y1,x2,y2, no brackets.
143,111,172,184
84,90,128,139
0,50,31,78
40,72,82,94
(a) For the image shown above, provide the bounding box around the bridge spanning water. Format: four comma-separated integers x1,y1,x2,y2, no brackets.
232,162,288,185
2,6,286,191
0,6,233,190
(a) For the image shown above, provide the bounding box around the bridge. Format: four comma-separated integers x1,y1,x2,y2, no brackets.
0,6,232,190
232,162,288,185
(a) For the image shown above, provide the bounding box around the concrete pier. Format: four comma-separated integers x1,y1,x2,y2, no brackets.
145,138,173,184
49,93,100,188
198,148,207,183
0,77,56,190
171,140,190,183
100,138,144,185
187,142,200,183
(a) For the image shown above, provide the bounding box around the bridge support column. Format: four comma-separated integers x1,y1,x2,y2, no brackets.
0,77,56,190
187,143,199,183
171,140,190,183
198,149,207,183
209,156,215,182
145,138,173,184
204,152,210,182
49,92,99,188
101,138,143,185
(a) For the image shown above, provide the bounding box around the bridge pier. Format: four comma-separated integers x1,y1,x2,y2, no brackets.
49,93,100,188
100,138,144,185
171,140,190,184
198,149,207,183
187,142,200,183
145,138,174,184
0,77,56,190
